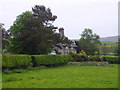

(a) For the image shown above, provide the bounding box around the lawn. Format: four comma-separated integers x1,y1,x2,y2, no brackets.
2,64,118,88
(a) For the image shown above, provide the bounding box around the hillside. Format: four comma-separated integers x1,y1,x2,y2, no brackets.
72,36,119,42
101,41,117,46
100,36,119,42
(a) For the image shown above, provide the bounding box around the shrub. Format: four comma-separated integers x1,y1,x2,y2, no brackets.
2,55,32,70
79,50,87,57
70,50,88,62
89,55,101,62
70,54,88,62
31,55,72,67
69,50,75,54
101,56,119,64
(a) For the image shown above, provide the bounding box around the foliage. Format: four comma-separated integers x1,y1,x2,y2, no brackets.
71,54,86,62
2,55,32,70
99,43,117,55
8,6,57,54
8,5,71,55
114,39,120,56
10,11,33,37
89,55,101,62
8,11,33,54
101,56,119,64
78,50,87,57
78,28,101,55
70,50,88,62
0,23,10,53
2,54,72,70
69,50,75,54
31,55,72,67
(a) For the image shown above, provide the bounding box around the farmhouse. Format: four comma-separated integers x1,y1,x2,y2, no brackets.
52,28,77,55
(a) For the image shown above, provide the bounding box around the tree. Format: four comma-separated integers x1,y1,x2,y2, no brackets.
8,11,33,54
0,23,10,53
8,5,71,54
114,38,120,56
78,28,101,55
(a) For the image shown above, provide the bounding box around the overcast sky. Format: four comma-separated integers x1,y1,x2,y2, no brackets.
0,0,119,39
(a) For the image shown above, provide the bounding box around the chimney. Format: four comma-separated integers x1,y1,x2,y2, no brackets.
59,27,64,35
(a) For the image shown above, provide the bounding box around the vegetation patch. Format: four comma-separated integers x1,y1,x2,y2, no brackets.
2,55,32,70
101,56,119,64
2,65,118,88
31,55,72,67
4,76,22,82
2,55,72,71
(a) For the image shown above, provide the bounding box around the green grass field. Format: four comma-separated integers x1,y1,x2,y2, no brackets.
2,64,118,88
101,41,117,46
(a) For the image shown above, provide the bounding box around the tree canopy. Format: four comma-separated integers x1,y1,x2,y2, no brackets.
78,28,101,55
8,5,71,55
0,23,10,53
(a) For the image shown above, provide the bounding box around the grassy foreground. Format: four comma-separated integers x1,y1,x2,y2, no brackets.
2,64,118,88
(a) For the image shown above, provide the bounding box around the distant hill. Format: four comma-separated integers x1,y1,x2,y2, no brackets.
72,36,119,42
100,36,119,42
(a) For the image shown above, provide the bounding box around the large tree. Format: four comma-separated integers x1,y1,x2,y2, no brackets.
78,28,101,55
8,5,71,54
8,11,33,54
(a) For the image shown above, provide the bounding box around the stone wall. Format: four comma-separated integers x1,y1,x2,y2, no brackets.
68,62,109,66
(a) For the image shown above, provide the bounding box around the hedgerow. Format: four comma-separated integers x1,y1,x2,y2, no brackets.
101,56,119,64
2,54,118,71
31,55,72,67
2,55,32,70
2,54,72,70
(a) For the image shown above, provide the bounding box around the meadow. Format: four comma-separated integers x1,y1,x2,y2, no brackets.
2,64,118,88
101,41,117,46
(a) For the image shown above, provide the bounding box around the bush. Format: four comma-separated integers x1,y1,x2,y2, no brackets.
70,54,88,62
31,55,72,67
69,50,75,54
89,55,101,62
101,56,119,64
70,50,88,62
2,55,32,70
79,50,87,57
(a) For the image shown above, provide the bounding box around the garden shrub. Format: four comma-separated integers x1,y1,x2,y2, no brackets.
31,55,72,67
79,50,87,57
70,54,88,62
101,56,119,64
89,55,101,62
2,55,32,70
70,50,88,62
69,50,75,54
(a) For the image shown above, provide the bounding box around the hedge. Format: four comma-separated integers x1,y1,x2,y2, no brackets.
101,56,119,64
70,54,88,62
2,55,32,70
31,55,72,67
89,56,101,62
